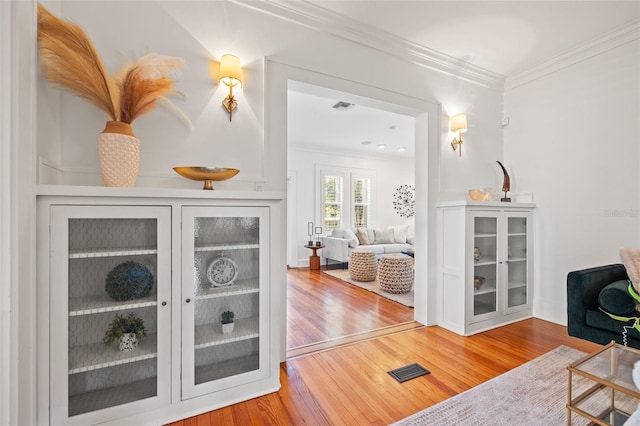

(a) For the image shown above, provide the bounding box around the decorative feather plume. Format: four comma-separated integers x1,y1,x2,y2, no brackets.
37,3,119,121
115,54,191,126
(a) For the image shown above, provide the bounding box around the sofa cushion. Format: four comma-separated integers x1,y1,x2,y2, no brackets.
598,280,637,316
374,228,395,244
586,308,640,339
390,225,409,244
354,245,385,255
330,228,359,248
356,228,371,245
383,244,408,254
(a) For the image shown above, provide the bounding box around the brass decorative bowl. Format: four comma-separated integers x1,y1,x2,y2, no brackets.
173,167,239,190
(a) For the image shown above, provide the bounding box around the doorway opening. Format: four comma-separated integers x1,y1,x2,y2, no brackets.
286,80,421,355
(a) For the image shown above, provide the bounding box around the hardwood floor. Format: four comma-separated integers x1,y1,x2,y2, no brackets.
169,269,602,426
287,267,414,349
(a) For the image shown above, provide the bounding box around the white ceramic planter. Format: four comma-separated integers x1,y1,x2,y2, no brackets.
119,333,139,351
98,121,140,187
222,322,234,334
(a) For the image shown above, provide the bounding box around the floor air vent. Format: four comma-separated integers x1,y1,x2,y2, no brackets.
388,363,430,383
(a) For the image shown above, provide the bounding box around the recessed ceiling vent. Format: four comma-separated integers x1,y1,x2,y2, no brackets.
332,101,354,111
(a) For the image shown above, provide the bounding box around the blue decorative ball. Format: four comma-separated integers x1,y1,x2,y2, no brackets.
105,261,154,301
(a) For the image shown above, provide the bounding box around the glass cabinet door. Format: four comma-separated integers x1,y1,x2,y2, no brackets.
49,206,171,425
181,206,269,400
506,215,530,312
472,214,499,319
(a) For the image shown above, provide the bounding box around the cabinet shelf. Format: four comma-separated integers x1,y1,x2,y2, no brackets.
195,354,259,384
69,334,158,374
68,377,157,417
474,257,496,266
474,284,496,295
507,257,526,263
69,247,157,259
474,233,496,238
69,295,157,316
508,232,526,237
195,279,259,299
508,281,527,290
194,317,259,350
194,243,259,252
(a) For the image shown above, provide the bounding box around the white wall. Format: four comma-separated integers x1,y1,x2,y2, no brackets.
37,1,503,193
505,39,640,325
288,147,415,266
22,1,506,422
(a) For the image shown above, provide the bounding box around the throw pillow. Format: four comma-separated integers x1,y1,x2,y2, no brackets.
620,247,640,311
390,225,409,244
599,280,638,316
356,228,370,245
342,229,360,248
331,228,344,238
374,228,395,244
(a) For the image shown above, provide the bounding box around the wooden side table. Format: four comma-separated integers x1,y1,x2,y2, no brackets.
304,245,324,270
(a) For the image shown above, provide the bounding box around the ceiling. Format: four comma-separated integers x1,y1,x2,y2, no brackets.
287,1,640,157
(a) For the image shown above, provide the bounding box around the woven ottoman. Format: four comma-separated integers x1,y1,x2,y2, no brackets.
348,250,378,282
378,254,414,293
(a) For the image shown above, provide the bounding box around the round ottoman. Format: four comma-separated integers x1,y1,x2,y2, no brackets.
348,250,378,282
378,254,414,293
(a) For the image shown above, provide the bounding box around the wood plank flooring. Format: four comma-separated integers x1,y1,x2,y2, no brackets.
169,269,602,426
287,267,414,349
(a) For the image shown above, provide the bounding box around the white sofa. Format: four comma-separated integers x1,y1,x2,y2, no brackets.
321,225,414,266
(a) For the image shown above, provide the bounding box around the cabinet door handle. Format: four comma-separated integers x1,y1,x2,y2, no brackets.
185,298,191,303
161,301,167,306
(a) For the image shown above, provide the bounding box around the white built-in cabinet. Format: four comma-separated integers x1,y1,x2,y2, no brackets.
436,201,535,336
36,187,283,426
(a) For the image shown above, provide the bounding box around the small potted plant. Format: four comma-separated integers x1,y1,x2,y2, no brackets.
103,312,147,351
221,310,235,334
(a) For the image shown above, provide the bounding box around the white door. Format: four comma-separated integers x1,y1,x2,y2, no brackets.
49,205,171,425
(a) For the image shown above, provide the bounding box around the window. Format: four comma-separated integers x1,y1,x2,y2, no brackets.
323,174,343,230
320,167,374,231
352,176,371,228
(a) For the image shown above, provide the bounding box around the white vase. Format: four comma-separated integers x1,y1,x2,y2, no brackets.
222,322,234,334
98,121,140,187
119,333,138,351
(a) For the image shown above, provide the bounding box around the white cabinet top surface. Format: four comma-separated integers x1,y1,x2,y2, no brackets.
436,200,536,209
36,184,285,201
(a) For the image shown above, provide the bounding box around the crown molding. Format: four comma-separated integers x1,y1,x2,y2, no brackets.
505,20,640,91
233,0,505,91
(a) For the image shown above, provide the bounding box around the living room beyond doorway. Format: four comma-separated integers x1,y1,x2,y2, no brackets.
286,79,420,352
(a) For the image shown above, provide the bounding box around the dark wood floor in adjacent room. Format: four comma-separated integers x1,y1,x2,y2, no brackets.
169,268,600,426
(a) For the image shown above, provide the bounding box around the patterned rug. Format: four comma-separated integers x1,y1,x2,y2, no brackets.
323,269,414,307
392,345,638,425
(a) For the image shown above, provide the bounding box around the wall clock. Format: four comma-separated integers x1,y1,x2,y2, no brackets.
207,254,239,287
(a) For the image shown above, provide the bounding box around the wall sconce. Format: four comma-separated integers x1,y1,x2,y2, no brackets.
450,113,468,156
219,54,242,122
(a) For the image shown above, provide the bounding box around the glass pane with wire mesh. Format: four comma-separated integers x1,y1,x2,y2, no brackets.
67,218,159,416
192,216,261,385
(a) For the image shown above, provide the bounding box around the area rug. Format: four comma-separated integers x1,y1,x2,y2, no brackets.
392,345,637,425
323,269,414,307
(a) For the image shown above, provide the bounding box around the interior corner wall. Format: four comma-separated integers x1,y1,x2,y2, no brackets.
504,38,640,325
288,148,415,266
36,0,62,185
